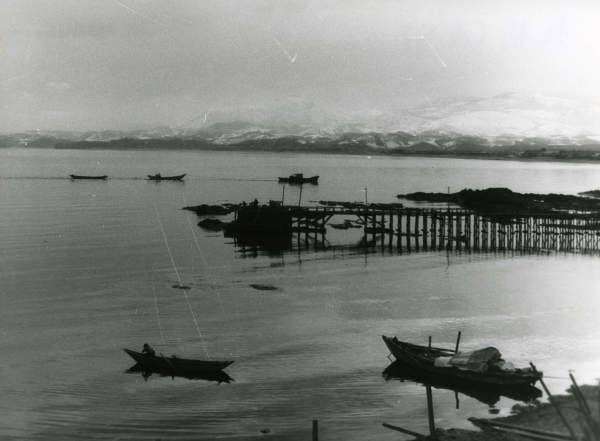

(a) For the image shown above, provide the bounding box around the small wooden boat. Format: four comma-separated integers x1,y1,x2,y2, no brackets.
69,174,108,180
126,362,234,383
382,336,542,386
278,173,319,185
147,173,186,181
123,349,233,374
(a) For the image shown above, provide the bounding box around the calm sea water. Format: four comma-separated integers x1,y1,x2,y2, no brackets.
2,147,600,440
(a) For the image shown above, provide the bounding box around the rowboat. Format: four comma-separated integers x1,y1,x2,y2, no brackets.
382,336,542,386
147,173,186,181
383,361,541,406
278,173,319,185
69,174,108,180
123,349,233,374
126,362,234,383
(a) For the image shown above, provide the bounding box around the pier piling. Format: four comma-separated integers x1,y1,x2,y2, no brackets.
230,205,600,256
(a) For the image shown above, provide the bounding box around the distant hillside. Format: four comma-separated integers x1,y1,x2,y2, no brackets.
4,126,600,161
54,137,213,150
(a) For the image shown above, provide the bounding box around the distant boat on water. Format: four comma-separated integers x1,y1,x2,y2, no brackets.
70,174,108,180
278,173,319,185
147,173,186,181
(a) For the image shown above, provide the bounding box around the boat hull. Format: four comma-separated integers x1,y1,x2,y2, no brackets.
382,336,541,386
278,175,319,185
383,361,541,406
70,174,107,180
147,174,186,181
123,349,233,374
126,362,234,382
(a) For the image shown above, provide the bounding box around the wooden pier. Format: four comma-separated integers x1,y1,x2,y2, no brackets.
232,205,600,255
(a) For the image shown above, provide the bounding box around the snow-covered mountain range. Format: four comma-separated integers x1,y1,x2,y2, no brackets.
3,93,600,157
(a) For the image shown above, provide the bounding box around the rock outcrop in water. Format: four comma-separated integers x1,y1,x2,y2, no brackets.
183,204,233,216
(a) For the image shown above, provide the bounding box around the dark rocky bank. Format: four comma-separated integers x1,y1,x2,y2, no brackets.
398,187,600,215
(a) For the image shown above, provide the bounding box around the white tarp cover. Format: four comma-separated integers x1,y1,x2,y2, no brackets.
435,347,502,373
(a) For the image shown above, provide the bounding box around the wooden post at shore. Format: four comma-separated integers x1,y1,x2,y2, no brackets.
433,211,438,250
438,213,446,250
455,212,462,251
396,210,402,250
312,419,319,441
406,210,411,253
388,210,393,249
448,212,452,251
381,213,385,249
422,211,429,250
415,210,421,251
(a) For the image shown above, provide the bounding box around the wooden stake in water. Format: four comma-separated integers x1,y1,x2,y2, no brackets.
312,420,319,441
425,385,436,437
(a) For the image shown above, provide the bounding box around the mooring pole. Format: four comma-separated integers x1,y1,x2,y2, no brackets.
455,331,462,353
426,385,436,437
298,183,303,207
312,419,319,441
281,183,286,204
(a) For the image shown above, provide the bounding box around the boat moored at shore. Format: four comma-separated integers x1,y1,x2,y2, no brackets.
382,336,542,386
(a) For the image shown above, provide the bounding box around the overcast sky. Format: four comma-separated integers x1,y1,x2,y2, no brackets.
2,0,600,132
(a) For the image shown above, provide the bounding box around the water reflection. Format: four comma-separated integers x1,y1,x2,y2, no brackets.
229,232,294,255
383,362,541,408
229,228,581,261
125,362,234,383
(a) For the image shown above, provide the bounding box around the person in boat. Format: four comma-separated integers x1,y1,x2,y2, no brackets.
142,343,156,357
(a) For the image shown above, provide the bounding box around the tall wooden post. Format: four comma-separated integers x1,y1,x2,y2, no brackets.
431,211,437,250
396,210,402,250
415,211,421,251
425,385,436,437
439,213,445,251
406,211,411,252
388,211,393,248
422,211,429,250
